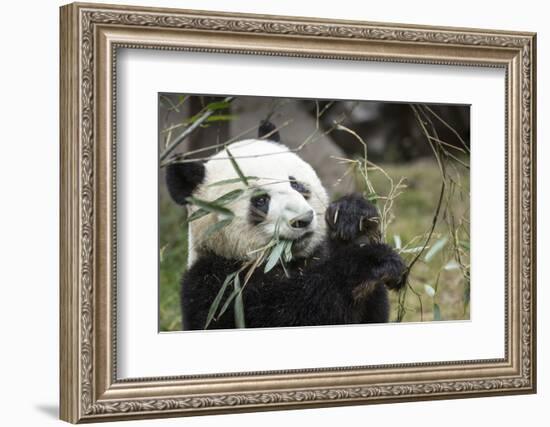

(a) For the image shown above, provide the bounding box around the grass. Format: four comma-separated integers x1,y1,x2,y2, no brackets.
158,158,470,331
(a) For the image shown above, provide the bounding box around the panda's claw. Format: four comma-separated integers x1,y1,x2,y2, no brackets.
326,193,380,244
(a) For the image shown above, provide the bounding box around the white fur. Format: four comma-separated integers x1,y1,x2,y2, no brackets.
187,139,329,265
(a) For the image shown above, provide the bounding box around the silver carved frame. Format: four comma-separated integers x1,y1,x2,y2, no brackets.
59,2,537,423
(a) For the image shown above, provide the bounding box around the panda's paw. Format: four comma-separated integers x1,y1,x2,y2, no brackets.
326,193,380,244
363,244,408,291
350,243,407,292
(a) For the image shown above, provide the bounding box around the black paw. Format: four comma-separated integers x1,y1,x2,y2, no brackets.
353,244,407,297
365,244,407,291
333,242,407,293
326,193,380,244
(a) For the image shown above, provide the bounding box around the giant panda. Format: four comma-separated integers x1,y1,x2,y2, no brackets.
166,121,407,330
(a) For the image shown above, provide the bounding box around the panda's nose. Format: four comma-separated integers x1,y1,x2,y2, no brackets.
290,210,314,229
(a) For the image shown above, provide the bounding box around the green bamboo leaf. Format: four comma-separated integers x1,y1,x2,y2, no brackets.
206,114,237,123
217,273,242,319
226,148,249,186
273,217,283,241
206,100,231,111
207,177,259,187
233,275,246,328
283,240,293,263
424,237,448,262
204,272,236,329
186,189,243,222
264,240,287,273
187,208,209,223
186,196,234,220
184,112,202,125
214,188,245,204
433,303,442,321
459,240,470,250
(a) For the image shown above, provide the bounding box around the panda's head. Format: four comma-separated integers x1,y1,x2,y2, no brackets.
166,138,329,265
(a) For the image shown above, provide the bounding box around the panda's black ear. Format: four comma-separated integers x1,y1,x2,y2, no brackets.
258,119,280,142
165,161,205,205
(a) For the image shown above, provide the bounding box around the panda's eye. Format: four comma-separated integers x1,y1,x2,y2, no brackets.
253,195,268,207
250,192,270,211
249,192,270,225
289,176,310,199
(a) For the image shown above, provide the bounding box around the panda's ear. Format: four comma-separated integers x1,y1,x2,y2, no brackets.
165,161,205,205
258,119,280,142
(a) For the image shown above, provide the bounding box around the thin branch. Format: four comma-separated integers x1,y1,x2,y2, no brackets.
423,105,470,153
159,96,235,162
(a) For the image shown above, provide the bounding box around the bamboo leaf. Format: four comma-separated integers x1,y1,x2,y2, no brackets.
205,114,236,123
226,148,249,186
206,100,231,111
233,275,246,328
186,196,235,221
217,291,237,319
184,112,202,125
207,177,259,187
186,189,243,222
213,188,245,204
283,240,293,263
204,272,236,329
433,303,442,321
264,240,287,273
424,236,448,262
217,274,241,319
273,217,283,241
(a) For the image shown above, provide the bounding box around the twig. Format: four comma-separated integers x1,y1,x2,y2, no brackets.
160,119,294,167
159,96,235,162
423,105,470,153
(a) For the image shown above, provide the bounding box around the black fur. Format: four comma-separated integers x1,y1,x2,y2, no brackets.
289,175,311,199
165,162,205,205
180,194,406,330
326,193,381,245
258,119,280,142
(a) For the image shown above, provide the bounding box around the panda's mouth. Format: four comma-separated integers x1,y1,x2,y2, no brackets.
292,231,315,251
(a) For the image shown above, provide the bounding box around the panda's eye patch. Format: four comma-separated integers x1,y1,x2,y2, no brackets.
289,176,310,199
250,191,270,212
249,191,270,225
252,194,269,208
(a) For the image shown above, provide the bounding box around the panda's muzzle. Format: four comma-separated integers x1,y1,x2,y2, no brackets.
289,210,314,229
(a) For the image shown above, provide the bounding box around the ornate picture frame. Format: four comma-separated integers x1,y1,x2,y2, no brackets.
60,2,536,423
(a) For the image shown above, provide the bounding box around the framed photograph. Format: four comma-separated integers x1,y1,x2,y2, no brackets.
60,2,537,423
